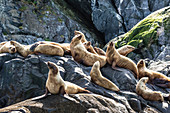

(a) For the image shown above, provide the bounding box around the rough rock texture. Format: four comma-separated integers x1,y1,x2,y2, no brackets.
105,6,170,62
0,0,169,44
0,53,169,113
0,0,104,46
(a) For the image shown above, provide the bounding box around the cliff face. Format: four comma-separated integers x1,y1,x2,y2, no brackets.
0,0,170,113
0,0,169,44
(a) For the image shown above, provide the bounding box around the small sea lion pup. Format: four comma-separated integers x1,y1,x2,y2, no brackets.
117,45,135,56
106,42,138,78
90,61,120,91
0,41,17,54
137,59,170,87
136,77,164,101
70,34,107,67
46,61,89,95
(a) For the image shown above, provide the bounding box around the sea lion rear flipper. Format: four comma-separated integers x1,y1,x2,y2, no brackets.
30,43,39,52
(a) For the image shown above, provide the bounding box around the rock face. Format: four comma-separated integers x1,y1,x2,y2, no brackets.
0,53,169,113
0,0,169,45
105,6,170,62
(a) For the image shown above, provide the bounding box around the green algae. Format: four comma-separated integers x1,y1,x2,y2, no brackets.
115,7,170,48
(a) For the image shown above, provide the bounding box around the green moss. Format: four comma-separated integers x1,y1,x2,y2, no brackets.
115,7,169,48
19,26,23,29
58,17,63,23
19,6,27,12
60,35,64,38
44,38,51,41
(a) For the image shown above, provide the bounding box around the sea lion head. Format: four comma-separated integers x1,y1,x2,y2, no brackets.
94,61,100,68
47,61,59,75
71,34,82,44
83,41,91,52
140,77,149,83
106,42,115,55
3,41,17,53
74,30,83,35
126,45,135,50
137,59,146,68
8,45,17,53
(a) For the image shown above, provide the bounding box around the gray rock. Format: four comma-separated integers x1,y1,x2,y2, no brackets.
0,53,169,112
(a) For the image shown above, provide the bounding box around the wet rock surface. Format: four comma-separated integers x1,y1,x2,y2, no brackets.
0,53,169,113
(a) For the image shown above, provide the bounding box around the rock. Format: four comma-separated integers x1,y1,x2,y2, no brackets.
0,0,104,46
0,94,131,113
104,6,170,61
91,0,124,42
0,53,169,112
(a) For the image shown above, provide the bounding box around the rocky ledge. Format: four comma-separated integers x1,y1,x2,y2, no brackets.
0,53,169,113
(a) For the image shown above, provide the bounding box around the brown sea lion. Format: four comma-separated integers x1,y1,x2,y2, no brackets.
70,34,107,67
137,59,170,87
136,77,164,101
46,61,89,94
90,61,120,91
106,42,138,78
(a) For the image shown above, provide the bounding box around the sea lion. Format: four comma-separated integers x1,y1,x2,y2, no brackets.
11,41,64,57
136,77,164,101
33,41,71,55
70,34,107,67
90,61,120,91
106,42,138,78
31,43,64,56
137,59,170,87
94,47,106,56
46,61,89,94
117,45,135,56
0,41,17,54
46,61,66,95
10,41,34,57
74,30,87,43
83,41,98,54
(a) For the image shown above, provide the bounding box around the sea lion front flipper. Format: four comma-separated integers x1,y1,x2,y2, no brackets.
59,86,66,95
112,62,122,72
30,43,39,52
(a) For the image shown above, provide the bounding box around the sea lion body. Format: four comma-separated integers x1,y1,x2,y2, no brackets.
65,81,89,94
106,42,138,78
90,61,120,91
70,34,106,67
36,41,70,54
136,77,164,101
